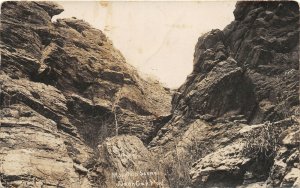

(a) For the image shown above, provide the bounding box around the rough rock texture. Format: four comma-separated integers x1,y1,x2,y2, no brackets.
149,1,299,188
1,1,299,188
189,118,299,188
0,1,171,187
89,136,168,187
1,1,171,147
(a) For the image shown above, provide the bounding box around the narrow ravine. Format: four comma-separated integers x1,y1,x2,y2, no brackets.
1,1,299,188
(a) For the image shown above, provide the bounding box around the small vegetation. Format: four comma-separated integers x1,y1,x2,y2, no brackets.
164,122,208,188
243,122,283,158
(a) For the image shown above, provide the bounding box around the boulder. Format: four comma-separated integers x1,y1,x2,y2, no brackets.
89,136,168,187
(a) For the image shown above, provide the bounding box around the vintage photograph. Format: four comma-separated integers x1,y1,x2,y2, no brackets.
0,1,299,187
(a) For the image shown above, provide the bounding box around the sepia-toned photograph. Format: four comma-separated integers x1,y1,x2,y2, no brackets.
0,1,299,187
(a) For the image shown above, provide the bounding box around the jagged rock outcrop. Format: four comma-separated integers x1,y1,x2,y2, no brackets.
0,102,91,187
149,1,299,187
1,1,171,146
171,1,299,124
189,118,300,188
0,1,171,187
1,1,299,188
88,136,168,187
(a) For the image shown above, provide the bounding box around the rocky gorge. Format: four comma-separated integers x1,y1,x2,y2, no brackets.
0,1,299,188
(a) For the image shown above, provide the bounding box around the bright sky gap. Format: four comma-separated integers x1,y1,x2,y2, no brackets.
54,1,236,88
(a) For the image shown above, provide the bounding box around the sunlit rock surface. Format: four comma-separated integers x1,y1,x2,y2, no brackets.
149,1,299,187
0,1,170,187
0,1,299,187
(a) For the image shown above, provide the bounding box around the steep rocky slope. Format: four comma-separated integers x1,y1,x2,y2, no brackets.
1,1,299,188
149,1,299,188
0,1,171,187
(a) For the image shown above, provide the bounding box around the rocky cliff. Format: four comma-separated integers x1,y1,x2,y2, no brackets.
149,1,300,188
0,1,171,187
0,1,299,188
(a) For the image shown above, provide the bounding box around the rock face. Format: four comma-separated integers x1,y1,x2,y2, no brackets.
1,1,299,188
188,118,299,188
149,1,299,188
89,136,168,187
1,1,171,147
172,1,299,124
0,1,171,187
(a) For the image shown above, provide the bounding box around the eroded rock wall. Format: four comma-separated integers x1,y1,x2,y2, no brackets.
0,1,171,187
149,1,299,188
0,1,299,188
